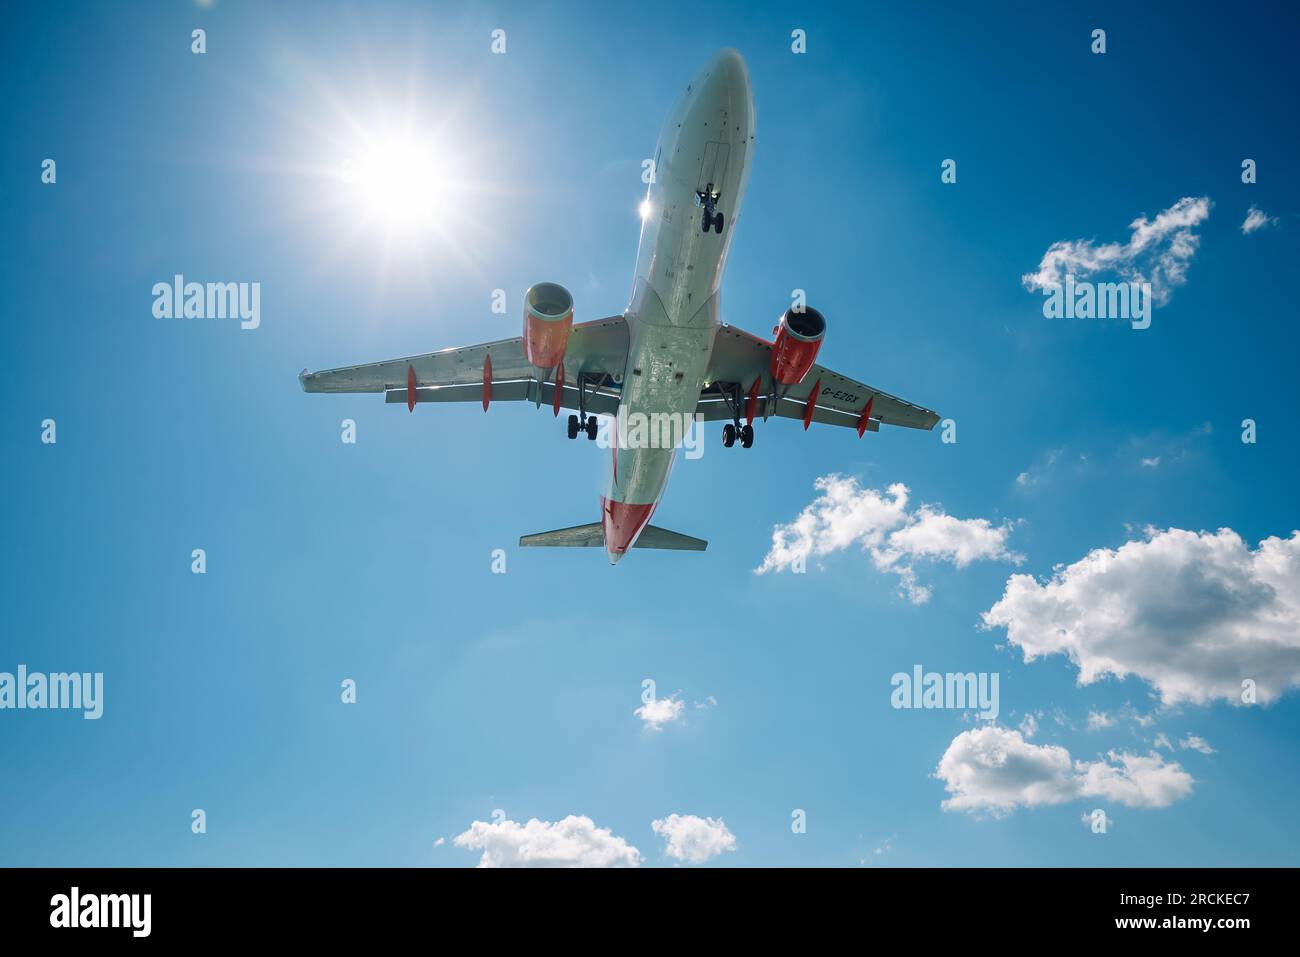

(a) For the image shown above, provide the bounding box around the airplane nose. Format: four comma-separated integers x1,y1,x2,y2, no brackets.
701,48,749,97
693,48,752,132
710,48,747,84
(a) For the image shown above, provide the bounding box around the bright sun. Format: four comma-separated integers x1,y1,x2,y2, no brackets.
341,132,456,232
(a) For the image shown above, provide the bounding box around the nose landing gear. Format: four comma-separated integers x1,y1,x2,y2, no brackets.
696,183,724,234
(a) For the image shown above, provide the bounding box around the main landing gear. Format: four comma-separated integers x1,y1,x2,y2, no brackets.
566,371,603,441
721,423,754,449
568,414,597,441
714,382,755,449
696,183,724,234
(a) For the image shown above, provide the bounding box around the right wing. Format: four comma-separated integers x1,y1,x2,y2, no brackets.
700,323,940,432
299,316,629,412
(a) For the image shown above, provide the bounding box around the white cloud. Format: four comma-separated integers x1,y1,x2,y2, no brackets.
1153,732,1173,751
1141,456,1161,469
1022,196,1211,305
634,695,685,731
1074,752,1194,809
1086,710,1115,731
1118,703,1157,728
1180,734,1215,755
936,726,1193,815
1018,711,1040,738
1241,205,1279,234
755,477,1021,603
982,528,1300,706
453,815,642,868
1015,449,1064,490
651,814,737,864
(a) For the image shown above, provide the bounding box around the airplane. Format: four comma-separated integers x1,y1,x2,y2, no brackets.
299,48,940,565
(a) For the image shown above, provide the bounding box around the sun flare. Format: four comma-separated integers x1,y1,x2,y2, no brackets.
341,132,457,232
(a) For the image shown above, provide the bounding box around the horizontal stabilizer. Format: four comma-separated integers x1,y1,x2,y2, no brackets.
519,523,707,551
635,525,708,551
519,523,605,548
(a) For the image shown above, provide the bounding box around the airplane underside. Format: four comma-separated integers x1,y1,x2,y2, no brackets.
297,49,940,565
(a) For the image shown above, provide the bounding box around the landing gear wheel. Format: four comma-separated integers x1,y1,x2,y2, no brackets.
586,416,598,440
567,414,579,440
714,212,724,234
701,211,711,233
740,423,754,448
722,423,736,448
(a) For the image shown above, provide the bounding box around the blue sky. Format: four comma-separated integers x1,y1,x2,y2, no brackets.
3,0,1299,866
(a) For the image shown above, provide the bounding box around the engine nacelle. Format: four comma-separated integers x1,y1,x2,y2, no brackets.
523,282,574,370
770,306,826,386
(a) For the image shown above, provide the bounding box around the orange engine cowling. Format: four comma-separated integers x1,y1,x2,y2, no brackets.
770,307,826,385
523,282,574,370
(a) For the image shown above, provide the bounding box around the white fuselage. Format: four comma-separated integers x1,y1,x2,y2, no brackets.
600,50,755,562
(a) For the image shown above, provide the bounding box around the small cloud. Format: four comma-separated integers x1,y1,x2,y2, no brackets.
1022,196,1212,306
1153,732,1173,751
651,814,737,864
1051,707,1076,730
1121,424,1211,474
454,815,642,868
433,837,445,847
936,726,1194,815
1179,734,1215,754
873,837,895,856
635,694,686,731
1019,711,1041,738
1087,710,1115,731
1014,449,1064,491
1118,703,1157,728
1241,205,1279,235
756,477,1021,604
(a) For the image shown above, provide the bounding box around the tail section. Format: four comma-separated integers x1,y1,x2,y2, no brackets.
519,523,707,552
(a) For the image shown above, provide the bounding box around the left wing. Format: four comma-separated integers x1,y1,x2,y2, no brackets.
299,316,629,414
699,323,940,433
